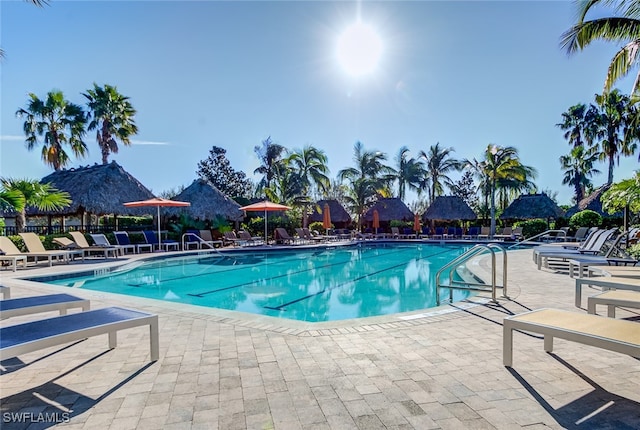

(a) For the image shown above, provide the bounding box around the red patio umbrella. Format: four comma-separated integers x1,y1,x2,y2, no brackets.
123,197,190,247
414,213,421,233
322,203,331,234
239,200,291,243
373,209,380,234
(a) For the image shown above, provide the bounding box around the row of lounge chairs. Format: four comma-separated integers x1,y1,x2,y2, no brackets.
506,227,640,368
0,286,159,363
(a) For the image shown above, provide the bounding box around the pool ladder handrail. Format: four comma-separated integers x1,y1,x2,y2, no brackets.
507,229,567,249
435,243,507,305
181,233,224,256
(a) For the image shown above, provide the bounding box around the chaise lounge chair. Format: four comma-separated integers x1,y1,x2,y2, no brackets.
90,233,135,255
274,228,297,245
0,242,28,272
0,306,160,362
142,230,180,252
67,231,120,258
0,293,89,320
6,235,76,267
533,228,617,270
503,308,640,367
114,231,153,254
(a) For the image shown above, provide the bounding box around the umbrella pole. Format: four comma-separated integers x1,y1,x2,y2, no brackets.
264,209,268,245
157,205,161,252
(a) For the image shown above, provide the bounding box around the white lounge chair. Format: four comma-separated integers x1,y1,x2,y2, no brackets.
588,290,640,317
0,293,89,320
0,306,159,362
533,228,617,270
575,276,640,308
90,233,134,255
2,236,74,267
69,231,120,258
114,231,153,254
503,308,640,367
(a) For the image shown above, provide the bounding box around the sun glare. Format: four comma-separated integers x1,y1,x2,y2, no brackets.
336,21,383,77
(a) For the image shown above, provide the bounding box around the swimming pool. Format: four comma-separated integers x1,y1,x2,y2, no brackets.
38,243,476,322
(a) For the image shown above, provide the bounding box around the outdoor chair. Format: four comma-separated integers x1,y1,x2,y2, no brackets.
477,226,491,240
432,227,445,240
239,230,264,245
68,231,120,258
274,228,296,244
0,306,159,362
462,226,479,240
114,231,153,254
503,308,640,368
183,229,202,250
223,231,242,247
90,233,135,255
198,230,222,248
303,228,327,242
0,293,89,320
495,226,513,241
0,239,28,271
17,233,80,266
419,226,431,239
533,228,617,270
142,230,180,252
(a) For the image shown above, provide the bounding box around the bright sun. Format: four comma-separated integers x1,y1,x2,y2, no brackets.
336,21,383,77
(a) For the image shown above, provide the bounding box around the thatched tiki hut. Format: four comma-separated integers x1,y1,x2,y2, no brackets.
565,184,622,218
30,161,154,232
165,179,244,223
423,196,477,224
308,199,352,229
362,198,414,231
500,193,564,226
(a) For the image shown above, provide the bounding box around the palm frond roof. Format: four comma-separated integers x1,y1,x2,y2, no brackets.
362,198,414,222
308,199,352,224
29,161,154,216
565,184,622,218
423,196,476,221
165,179,244,221
500,193,564,220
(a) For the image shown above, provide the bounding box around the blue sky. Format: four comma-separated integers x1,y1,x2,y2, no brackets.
1,0,638,206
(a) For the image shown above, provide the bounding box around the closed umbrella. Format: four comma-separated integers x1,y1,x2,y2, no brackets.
414,213,421,233
322,203,331,235
123,197,191,248
239,200,291,243
373,209,380,234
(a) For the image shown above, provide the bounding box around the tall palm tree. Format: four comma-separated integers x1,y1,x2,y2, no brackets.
286,145,330,227
83,83,138,164
254,136,286,191
561,0,640,96
556,103,599,148
392,146,425,201
466,145,536,237
593,89,638,183
0,178,71,233
419,143,461,204
560,145,602,203
16,91,88,171
338,142,392,229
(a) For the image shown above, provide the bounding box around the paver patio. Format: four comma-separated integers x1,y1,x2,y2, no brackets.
0,248,639,429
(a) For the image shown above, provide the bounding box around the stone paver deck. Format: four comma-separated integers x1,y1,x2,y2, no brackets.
1,247,639,429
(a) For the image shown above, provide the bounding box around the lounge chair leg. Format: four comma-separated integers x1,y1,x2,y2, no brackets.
607,305,616,318
109,331,117,349
544,335,553,353
503,322,513,367
150,316,159,361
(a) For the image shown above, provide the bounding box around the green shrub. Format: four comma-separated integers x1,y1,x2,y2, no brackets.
627,243,640,260
309,221,327,232
515,219,547,239
569,210,602,229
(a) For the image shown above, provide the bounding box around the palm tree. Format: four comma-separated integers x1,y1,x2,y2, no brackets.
83,83,138,164
286,145,330,227
556,103,600,148
560,145,601,203
419,143,461,204
466,145,537,237
593,90,638,184
0,178,71,233
392,146,425,201
338,142,392,229
254,136,286,191
561,0,640,95
16,91,88,170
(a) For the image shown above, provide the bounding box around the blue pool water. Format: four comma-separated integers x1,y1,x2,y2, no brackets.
40,243,475,322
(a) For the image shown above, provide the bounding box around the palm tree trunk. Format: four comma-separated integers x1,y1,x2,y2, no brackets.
16,210,26,233
607,155,614,184
490,183,496,238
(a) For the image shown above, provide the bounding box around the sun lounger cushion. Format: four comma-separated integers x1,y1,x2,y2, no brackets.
0,293,89,319
0,307,159,361
503,308,640,367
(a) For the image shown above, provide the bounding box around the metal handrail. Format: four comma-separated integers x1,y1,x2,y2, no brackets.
181,233,220,251
507,229,567,249
436,243,508,305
